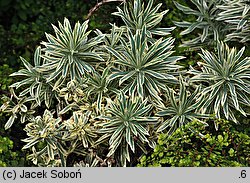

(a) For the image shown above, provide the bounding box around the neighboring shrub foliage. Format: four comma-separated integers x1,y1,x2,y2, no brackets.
0,136,25,167
138,119,250,167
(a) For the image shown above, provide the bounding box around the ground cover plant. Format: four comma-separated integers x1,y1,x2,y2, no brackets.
138,119,250,167
0,0,249,167
0,136,25,167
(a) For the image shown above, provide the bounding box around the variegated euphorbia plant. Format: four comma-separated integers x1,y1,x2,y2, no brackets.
189,42,250,126
0,0,249,167
173,0,227,48
217,0,250,43
174,0,250,47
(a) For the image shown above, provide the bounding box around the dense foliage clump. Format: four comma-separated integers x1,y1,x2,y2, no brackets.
138,119,250,167
0,136,25,167
0,0,249,167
